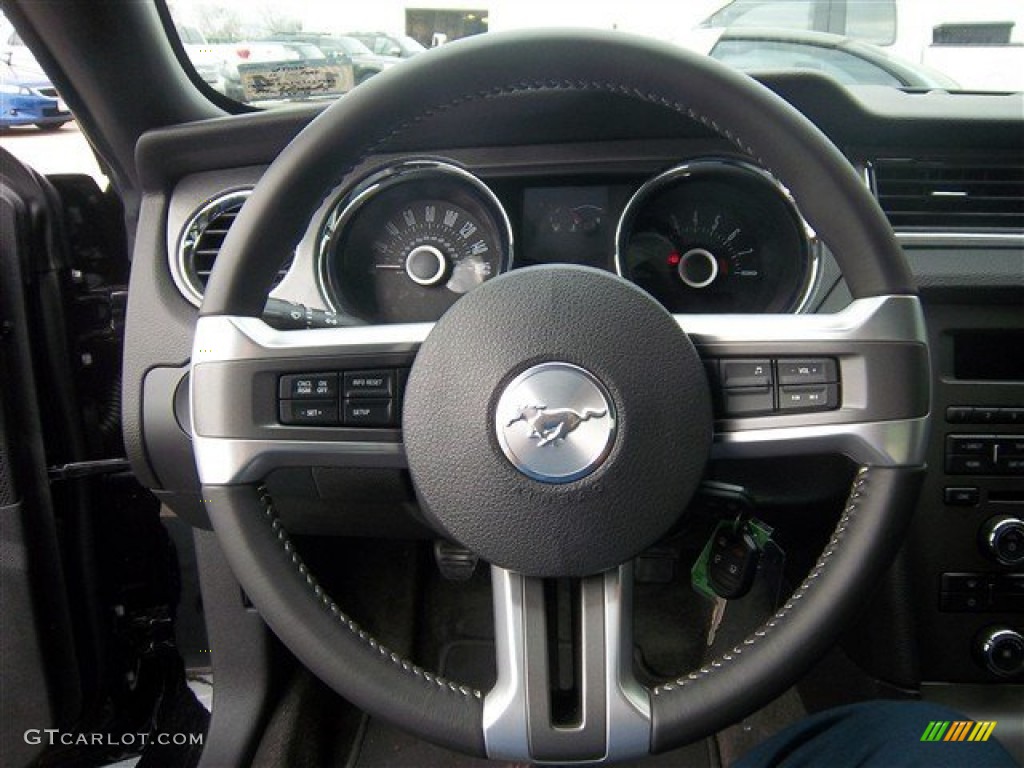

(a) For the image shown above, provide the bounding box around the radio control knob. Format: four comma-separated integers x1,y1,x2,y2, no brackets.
974,627,1024,678
980,515,1024,567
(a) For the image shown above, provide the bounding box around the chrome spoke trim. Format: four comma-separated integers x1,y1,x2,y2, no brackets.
712,417,929,466
602,565,653,762
192,437,406,486
482,567,530,761
192,295,922,365
483,565,651,763
191,315,432,365
675,294,925,344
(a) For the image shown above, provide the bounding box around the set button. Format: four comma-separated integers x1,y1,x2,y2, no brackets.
279,400,339,426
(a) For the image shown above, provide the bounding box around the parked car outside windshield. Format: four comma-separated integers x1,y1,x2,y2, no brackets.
0,62,72,130
168,0,1023,106
686,27,961,88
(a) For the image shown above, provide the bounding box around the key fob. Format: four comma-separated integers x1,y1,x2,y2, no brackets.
707,525,761,599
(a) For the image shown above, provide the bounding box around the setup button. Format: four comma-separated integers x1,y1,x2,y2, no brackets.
343,399,393,427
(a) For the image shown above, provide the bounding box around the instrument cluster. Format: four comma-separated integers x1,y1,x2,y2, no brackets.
314,157,817,324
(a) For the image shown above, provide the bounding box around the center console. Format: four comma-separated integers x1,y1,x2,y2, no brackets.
911,304,1024,683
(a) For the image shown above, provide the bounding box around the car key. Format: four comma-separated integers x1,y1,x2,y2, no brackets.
706,596,728,647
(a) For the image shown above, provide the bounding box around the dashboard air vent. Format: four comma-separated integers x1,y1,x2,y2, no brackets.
872,158,1024,232
174,190,293,307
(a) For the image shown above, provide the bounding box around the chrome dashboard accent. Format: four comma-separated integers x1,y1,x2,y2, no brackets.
173,189,251,307
895,231,1024,246
314,158,515,314
613,157,820,315
863,160,1024,246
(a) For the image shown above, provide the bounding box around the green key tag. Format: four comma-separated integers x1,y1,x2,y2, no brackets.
745,517,774,549
691,517,775,601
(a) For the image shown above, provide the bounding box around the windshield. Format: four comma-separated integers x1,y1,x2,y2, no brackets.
165,0,1024,106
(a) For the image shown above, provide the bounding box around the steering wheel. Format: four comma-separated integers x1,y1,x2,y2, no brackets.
190,30,928,761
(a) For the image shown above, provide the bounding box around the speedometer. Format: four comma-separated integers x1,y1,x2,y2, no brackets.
616,159,816,314
318,161,512,323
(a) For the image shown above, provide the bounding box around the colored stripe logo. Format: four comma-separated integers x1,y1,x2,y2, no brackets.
921,721,997,742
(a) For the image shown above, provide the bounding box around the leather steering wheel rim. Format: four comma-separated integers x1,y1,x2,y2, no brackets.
194,29,927,760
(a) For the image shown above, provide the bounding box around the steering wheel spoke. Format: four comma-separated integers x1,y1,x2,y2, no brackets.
484,564,651,762
191,315,429,484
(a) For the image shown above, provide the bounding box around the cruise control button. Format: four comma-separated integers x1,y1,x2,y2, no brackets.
777,358,837,385
280,373,338,399
721,359,771,388
343,399,393,427
343,370,393,399
279,400,339,426
778,383,837,412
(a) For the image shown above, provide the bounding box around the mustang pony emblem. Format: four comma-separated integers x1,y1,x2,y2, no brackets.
506,404,607,447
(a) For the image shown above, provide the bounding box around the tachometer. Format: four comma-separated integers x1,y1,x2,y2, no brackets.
616,159,815,314
318,161,512,323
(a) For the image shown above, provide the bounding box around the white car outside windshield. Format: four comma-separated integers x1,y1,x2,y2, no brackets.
165,0,1023,106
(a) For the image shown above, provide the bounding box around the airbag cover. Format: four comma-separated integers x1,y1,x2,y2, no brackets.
403,265,712,576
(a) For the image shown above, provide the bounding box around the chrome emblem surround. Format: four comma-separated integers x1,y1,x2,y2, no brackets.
495,362,616,484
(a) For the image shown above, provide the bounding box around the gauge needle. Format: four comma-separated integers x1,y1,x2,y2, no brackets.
373,264,405,270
